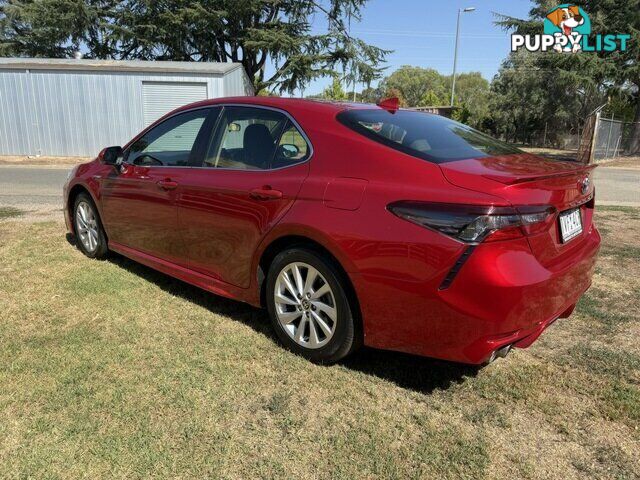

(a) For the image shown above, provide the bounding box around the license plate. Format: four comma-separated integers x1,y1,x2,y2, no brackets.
559,208,583,243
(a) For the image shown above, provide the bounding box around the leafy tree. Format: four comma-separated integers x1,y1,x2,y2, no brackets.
487,49,608,146
448,72,490,129
321,77,347,100
381,86,406,107
371,66,489,128
450,73,489,106
378,65,446,107
256,88,280,97
359,85,382,103
0,0,388,94
419,89,446,107
496,0,640,153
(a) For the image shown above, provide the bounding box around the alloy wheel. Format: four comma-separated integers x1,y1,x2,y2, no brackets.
76,201,99,253
274,262,337,349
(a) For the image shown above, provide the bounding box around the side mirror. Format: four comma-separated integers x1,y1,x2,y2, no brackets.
279,144,300,159
98,146,123,166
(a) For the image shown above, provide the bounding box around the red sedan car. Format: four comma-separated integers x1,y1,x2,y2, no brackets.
64,97,600,365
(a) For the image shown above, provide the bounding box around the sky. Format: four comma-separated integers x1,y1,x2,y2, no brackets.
277,0,534,97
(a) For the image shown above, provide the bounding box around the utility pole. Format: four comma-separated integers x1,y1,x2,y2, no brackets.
450,7,475,107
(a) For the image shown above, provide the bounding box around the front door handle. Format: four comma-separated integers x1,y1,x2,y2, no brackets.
250,186,283,200
157,179,178,190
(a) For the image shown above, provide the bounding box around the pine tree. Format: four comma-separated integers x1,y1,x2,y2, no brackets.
0,0,388,94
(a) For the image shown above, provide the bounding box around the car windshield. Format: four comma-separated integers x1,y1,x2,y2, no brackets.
337,109,523,163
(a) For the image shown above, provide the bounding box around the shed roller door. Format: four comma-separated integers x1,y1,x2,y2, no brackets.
142,81,208,127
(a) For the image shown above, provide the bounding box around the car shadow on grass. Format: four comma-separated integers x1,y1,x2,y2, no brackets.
102,250,478,395
341,349,479,394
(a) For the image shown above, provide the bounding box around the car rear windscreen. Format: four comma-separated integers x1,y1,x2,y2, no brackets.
337,109,522,163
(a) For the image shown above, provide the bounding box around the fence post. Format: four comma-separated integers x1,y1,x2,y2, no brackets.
590,109,602,164
613,135,622,159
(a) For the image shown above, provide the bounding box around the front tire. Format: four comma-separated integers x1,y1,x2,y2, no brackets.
266,248,358,364
73,193,108,259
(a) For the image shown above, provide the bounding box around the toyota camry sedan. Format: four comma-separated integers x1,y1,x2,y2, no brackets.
63,97,600,365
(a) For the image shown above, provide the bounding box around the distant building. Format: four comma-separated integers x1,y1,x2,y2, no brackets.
0,58,253,157
412,106,456,118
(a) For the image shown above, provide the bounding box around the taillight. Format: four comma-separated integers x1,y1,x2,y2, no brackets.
516,205,557,236
388,201,556,244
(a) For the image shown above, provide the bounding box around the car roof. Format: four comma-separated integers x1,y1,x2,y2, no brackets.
173,96,381,115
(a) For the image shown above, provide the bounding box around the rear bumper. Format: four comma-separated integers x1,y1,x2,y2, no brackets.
354,224,601,364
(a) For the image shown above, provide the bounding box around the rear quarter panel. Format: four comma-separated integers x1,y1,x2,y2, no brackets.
259,108,513,349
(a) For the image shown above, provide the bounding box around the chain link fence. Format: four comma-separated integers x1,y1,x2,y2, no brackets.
529,129,582,150
516,107,638,164
592,116,638,162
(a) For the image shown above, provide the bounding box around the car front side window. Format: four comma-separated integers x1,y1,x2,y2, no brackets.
127,109,210,167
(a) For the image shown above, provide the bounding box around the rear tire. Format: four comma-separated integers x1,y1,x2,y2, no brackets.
266,248,358,364
73,192,108,259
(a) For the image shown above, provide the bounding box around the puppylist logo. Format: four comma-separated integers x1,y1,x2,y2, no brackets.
511,4,630,53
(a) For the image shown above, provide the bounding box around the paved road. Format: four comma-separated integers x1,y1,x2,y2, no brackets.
593,168,640,207
0,164,638,209
0,165,70,207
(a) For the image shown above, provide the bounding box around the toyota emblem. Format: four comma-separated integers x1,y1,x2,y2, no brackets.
579,177,590,195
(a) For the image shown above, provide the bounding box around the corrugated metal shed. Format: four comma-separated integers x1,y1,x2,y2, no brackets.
141,81,209,126
0,58,254,157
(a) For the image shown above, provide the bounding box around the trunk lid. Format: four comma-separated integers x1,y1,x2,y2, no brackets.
439,153,596,265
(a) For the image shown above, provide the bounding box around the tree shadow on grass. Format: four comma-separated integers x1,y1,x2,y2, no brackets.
106,252,479,395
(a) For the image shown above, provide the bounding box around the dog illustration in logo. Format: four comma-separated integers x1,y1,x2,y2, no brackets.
546,5,585,52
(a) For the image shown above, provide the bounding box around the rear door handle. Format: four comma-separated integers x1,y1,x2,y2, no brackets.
157,179,178,190
250,186,283,200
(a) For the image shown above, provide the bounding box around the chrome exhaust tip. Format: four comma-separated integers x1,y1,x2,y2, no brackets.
495,344,512,359
485,344,512,365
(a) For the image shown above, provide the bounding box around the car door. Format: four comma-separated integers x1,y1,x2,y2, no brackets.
100,108,215,265
177,105,311,288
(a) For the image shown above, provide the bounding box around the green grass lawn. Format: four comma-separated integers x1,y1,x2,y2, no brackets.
0,208,639,479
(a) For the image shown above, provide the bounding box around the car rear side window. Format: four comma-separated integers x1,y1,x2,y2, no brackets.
337,109,522,163
272,121,311,168
204,107,285,170
201,106,311,170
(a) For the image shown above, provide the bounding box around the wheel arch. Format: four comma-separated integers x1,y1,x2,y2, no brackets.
256,232,363,342
67,183,106,239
